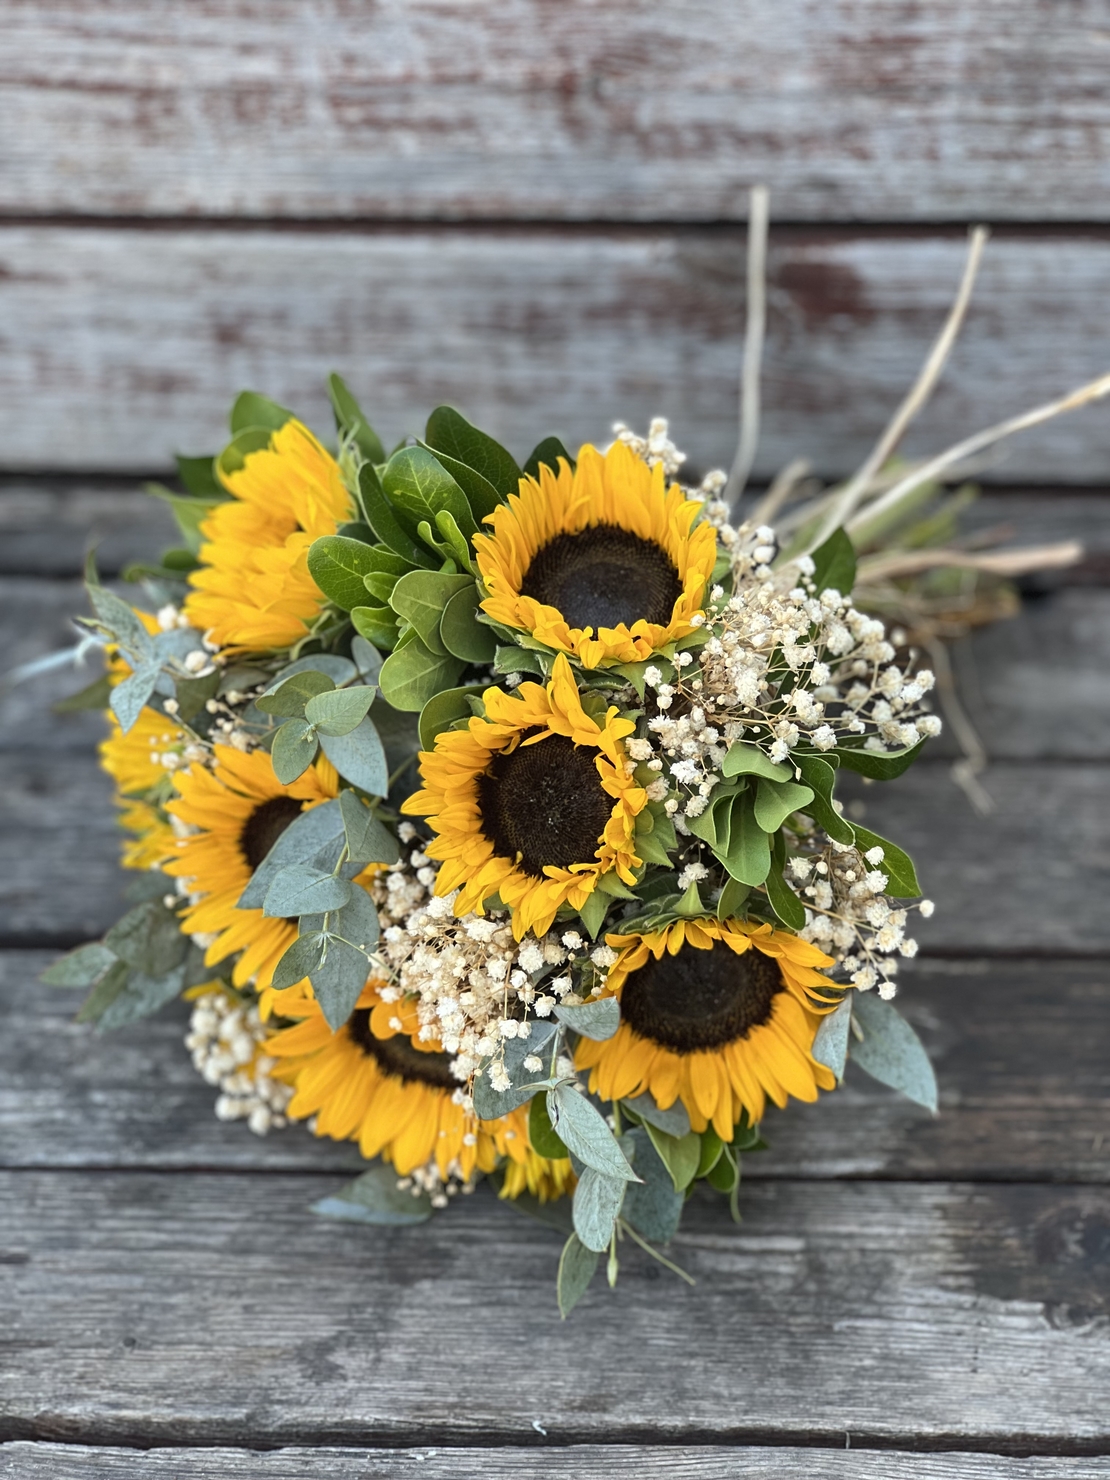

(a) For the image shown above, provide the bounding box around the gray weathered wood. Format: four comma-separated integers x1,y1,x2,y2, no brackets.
7,952,1108,1182
6,229,1110,478
4,1442,1109,1479
3,1173,1108,1447
6,1,1110,223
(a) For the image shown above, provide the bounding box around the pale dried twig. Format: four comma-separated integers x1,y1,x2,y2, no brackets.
724,184,770,510
750,457,811,528
857,540,1083,583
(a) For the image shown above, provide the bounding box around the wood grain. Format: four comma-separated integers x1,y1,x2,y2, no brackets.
3,1172,1108,1448
5,1442,1110,1479
5,229,1110,478
7,952,1109,1183
5,1,1110,223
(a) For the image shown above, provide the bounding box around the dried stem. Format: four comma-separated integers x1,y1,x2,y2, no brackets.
724,184,770,510
925,636,994,816
750,456,811,528
857,540,1083,583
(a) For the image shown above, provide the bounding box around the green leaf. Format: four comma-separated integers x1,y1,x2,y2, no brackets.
833,739,926,781
271,718,320,783
389,570,474,653
433,509,480,574
327,372,386,464
351,635,384,684
302,884,380,956
383,445,477,543
472,1022,560,1119
523,435,574,482
810,527,857,596
706,1143,739,1193
271,931,326,992
104,900,187,978
337,791,399,867
41,942,118,988
643,1123,702,1192
313,1162,433,1226
317,716,389,797
418,685,485,751
424,405,523,501
528,1093,570,1159
97,963,187,1031
720,742,791,782
718,793,772,887
358,462,437,568
792,752,855,845
263,865,352,919
573,1166,627,1253
304,685,376,738
87,585,155,661
753,777,814,833
229,390,293,434
106,662,160,734
416,439,503,523
309,935,374,1031
216,426,272,483
716,875,751,921
577,888,612,941
351,605,400,651
547,1083,639,1182
272,654,357,687
621,1092,691,1140
175,454,223,498
53,673,113,714
439,584,498,663
238,798,343,909
765,834,807,930
173,669,220,722
812,994,852,1081
557,1233,600,1318
850,825,921,897
696,1128,725,1179
307,536,381,612
256,670,334,718
554,997,620,1041
621,1128,684,1243
850,990,938,1112
75,959,130,1024
145,484,223,554
379,638,465,713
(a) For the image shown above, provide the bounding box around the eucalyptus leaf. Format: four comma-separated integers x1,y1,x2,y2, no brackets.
271,718,320,784
313,1162,433,1226
621,1091,691,1139
271,931,326,992
572,1166,627,1253
75,959,130,1024
173,669,220,722
621,1127,684,1243
307,535,382,612
472,1022,560,1119
812,993,852,1081
379,638,465,712
273,653,359,687
350,635,384,684
554,997,620,1042
256,670,334,717
104,900,186,978
87,586,156,661
557,1233,600,1318
547,1083,638,1182
237,799,343,909
109,661,161,734
41,942,118,989
439,583,498,663
318,716,390,795
424,405,523,501
850,989,938,1111
262,866,352,919
310,936,374,1031
305,685,377,737
53,672,113,714
98,963,187,1031
301,882,380,956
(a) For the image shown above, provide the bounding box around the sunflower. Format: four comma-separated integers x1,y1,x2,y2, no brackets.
99,703,185,869
401,653,646,938
184,418,353,652
265,981,561,1188
162,745,373,1000
474,440,717,669
575,918,840,1139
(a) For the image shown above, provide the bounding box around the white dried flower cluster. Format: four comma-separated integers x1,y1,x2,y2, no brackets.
611,416,729,500
186,988,293,1133
371,838,594,1099
397,1156,481,1210
785,837,935,999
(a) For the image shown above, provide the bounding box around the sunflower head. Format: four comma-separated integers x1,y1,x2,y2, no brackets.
474,441,717,669
576,917,840,1139
401,654,647,937
184,417,353,652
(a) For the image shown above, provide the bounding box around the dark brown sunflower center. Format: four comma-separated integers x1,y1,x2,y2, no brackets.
239,796,304,872
346,1008,457,1089
476,733,613,879
519,525,682,632
621,943,784,1054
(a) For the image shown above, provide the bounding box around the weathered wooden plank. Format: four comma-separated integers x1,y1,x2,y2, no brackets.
5,1,1110,223
6,952,1108,1183
2,1173,1107,1447
5,229,1110,478
4,1442,1109,1479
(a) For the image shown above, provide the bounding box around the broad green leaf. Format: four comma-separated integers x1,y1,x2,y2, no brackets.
272,654,357,687
145,484,222,554
523,435,574,482
706,1143,739,1193
105,901,186,978
439,583,498,663
418,685,486,752
572,1166,627,1253
338,790,400,866
424,405,523,501
620,1128,684,1244
719,794,772,886
716,875,751,921
262,865,352,919
338,521,375,544
358,463,437,568
548,1083,639,1182
237,798,343,909
318,716,389,795
557,1233,600,1318
643,1123,702,1192
621,1091,691,1140
41,942,117,988
833,739,926,781
577,888,611,940
433,509,479,573
271,931,326,992
792,752,855,844
307,535,381,611
351,604,400,650
173,669,220,722
97,963,187,1031
350,635,384,684
812,994,852,1081
720,742,791,782
327,372,386,464
850,990,938,1112
304,685,376,737
472,1022,560,1120
389,570,474,653
554,997,620,1042
216,426,272,482
310,935,373,1031
379,638,465,712
696,1128,725,1179
765,837,807,930
528,1093,569,1159
313,1162,433,1226
75,959,130,1024
53,672,113,714
810,526,857,596
753,777,814,833
271,718,320,783
175,453,223,498
229,390,293,434
256,670,335,717
850,824,921,897
416,439,503,523
109,661,161,734
88,586,156,662
302,885,381,956
382,444,477,542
